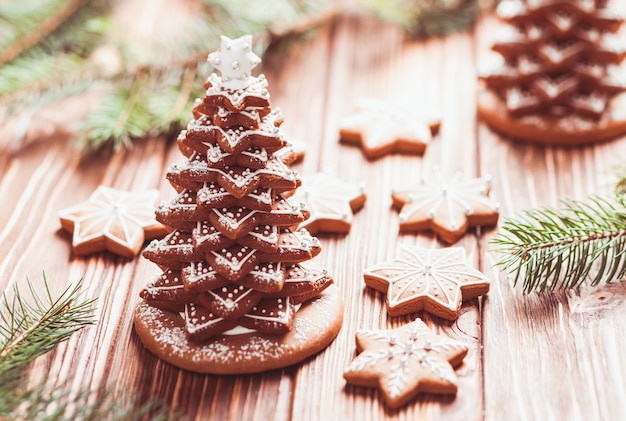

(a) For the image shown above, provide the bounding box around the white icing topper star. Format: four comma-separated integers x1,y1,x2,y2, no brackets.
208,35,261,90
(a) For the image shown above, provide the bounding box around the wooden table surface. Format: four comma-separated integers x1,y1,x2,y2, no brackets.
3,9,626,421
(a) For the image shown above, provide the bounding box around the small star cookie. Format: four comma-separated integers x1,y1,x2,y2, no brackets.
392,171,499,243
207,35,261,90
59,186,167,258
344,318,468,408
339,99,440,160
289,172,366,234
363,245,490,320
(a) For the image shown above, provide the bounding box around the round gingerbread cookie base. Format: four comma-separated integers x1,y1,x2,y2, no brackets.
133,286,343,374
477,90,626,146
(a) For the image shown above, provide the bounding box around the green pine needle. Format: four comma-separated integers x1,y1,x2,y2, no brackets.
615,166,626,196
492,195,626,294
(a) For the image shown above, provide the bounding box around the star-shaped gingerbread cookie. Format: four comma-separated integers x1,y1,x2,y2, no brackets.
392,171,499,243
339,99,440,160
344,318,468,408
59,186,168,258
207,35,261,90
363,245,490,320
289,172,366,234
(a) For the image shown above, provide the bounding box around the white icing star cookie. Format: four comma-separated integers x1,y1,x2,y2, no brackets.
59,186,167,258
339,99,440,160
344,318,468,408
289,172,366,234
392,171,500,243
208,35,261,90
363,245,490,320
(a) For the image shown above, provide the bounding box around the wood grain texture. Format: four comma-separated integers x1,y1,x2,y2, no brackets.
3,8,626,421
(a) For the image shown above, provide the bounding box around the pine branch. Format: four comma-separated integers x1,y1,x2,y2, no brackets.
0,0,110,127
75,64,200,150
0,276,177,420
491,196,626,294
2,0,338,152
0,0,90,66
0,275,95,416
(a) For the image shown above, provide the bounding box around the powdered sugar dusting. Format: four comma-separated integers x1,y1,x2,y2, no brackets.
135,285,341,373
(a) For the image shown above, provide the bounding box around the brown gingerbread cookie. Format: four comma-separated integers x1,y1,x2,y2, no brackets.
363,245,490,320
59,185,168,258
288,172,366,234
134,285,343,374
392,171,499,243
177,157,301,199
343,318,468,408
182,109,285,156
339,99,440,160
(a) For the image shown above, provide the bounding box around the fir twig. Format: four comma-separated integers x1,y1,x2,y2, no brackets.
492,195,626,294
0,0,90,66
0,275,95,417
2,0,337,152
0,276,176,420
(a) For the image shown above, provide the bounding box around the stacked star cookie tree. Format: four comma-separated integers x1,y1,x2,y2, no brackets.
134,35,342,374
478,0,626,145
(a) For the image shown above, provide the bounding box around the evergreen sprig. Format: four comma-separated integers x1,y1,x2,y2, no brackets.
0,276,175,420
0,276,96,417
492,195,626,294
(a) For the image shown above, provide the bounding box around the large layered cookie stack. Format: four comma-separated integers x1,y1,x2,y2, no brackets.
133,35,343,374
478,0,626,145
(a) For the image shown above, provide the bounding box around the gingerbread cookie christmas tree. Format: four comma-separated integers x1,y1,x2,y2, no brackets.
133,35,343,374
478,0,626,145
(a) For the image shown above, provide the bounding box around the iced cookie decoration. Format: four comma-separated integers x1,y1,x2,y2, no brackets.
133,35,343,374
339,99,441,160
478,0,626,145
392,171,499,243
363,245,490,320
59,186,167,258
289,172,366,234
343,318,468,408
207,35,260,90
